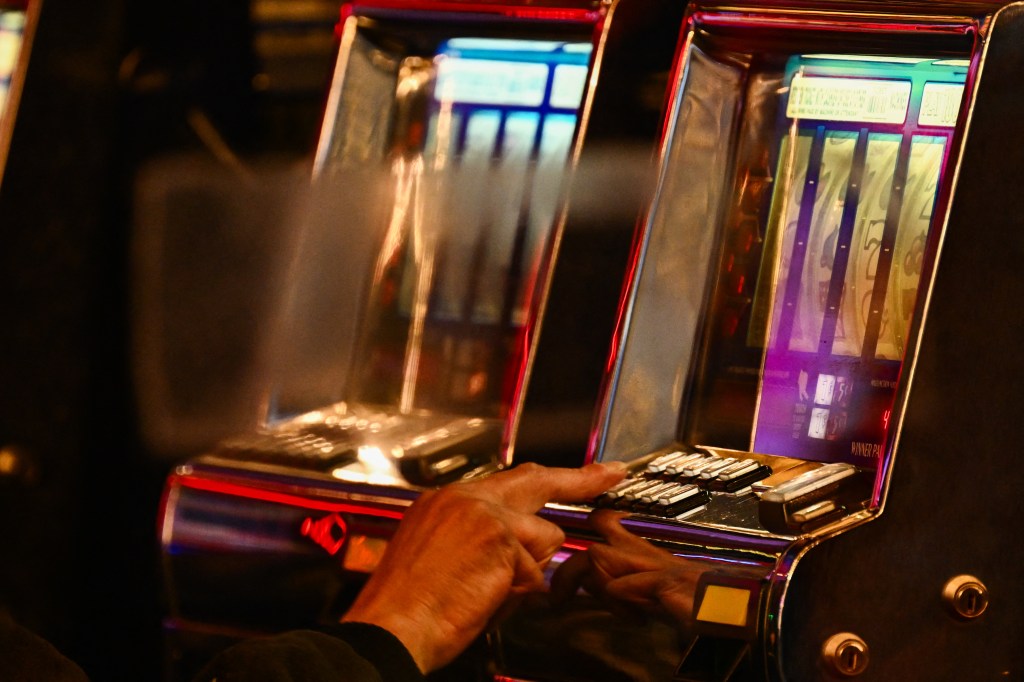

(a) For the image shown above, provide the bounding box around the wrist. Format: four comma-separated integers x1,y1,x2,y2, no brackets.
321,621,428,681
341,605,434,672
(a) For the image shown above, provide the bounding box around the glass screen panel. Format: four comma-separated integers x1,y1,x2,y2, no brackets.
420,38,591,326
271,4,601,426
746,55,965,465
345,37,594,417
0,9,25,115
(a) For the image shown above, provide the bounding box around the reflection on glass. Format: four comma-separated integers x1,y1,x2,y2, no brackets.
351,38,593,418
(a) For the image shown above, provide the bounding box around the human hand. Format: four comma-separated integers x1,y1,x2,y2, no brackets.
549,508,715,624
340,461,627,673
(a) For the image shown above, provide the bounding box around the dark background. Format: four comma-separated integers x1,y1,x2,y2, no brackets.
0,1,337,678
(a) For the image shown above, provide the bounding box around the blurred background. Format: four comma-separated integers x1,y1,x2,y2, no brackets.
0,1,341,678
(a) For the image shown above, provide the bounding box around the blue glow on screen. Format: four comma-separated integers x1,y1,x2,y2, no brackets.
429,38,593,162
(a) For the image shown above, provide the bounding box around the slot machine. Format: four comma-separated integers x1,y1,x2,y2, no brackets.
493,0,1024,680
157,0,679,677
0,0,39,187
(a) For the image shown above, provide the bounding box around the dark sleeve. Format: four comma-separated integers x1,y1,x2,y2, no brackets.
191,623,427,682
0,614,90,682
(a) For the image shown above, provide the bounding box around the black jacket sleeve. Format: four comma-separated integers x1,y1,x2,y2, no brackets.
191,622,427,682
0,613,89,682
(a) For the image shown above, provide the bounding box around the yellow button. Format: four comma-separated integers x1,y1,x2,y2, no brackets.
696,585,750,627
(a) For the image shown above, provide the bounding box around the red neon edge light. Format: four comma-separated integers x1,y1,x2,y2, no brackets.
172,474,407,521
168,475,597,550
342,0,602,23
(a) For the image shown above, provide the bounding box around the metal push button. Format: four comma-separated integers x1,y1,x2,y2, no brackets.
594,478,649,508
663,452,707,479
697,457,738,481
645,451,691,475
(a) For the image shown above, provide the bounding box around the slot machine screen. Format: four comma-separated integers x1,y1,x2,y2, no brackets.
0,3,30,184
275,10,600,421
256,5,605,482
314,12,597,172
427,38,590,168
422,37,590,325
0,8,26,111
357,38,593,415
594,25,971,476
733,55,966,466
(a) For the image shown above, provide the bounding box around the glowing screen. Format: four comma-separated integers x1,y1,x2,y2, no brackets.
751,55,967,465
0,9,26,115
356,37,594,416
426,38,592,169
423,38,590,327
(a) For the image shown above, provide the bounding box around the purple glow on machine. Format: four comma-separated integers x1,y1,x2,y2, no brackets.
751,55,967,466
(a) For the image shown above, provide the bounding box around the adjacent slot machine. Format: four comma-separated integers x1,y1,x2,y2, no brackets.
0,0,39,187
256,4,615,486
157,0,678,677
492,0,1024,680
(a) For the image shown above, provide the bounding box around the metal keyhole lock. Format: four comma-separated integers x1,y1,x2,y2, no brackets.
943,574,990,620
822,632,870,677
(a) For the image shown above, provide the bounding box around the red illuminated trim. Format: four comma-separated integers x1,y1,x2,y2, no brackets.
301,513,349,555
692,11,977,36
346,0,602,23
173,474,407,521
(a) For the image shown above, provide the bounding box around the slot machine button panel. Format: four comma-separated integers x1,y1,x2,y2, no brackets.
697,457,739,480
707,460,773,493
591,449,779,521
679,455,723,479
758,462,874,534
594,477,650,507
217,431,359,471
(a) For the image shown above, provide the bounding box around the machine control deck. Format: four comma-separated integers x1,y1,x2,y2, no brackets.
592,449,873,534
593,449,773,520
